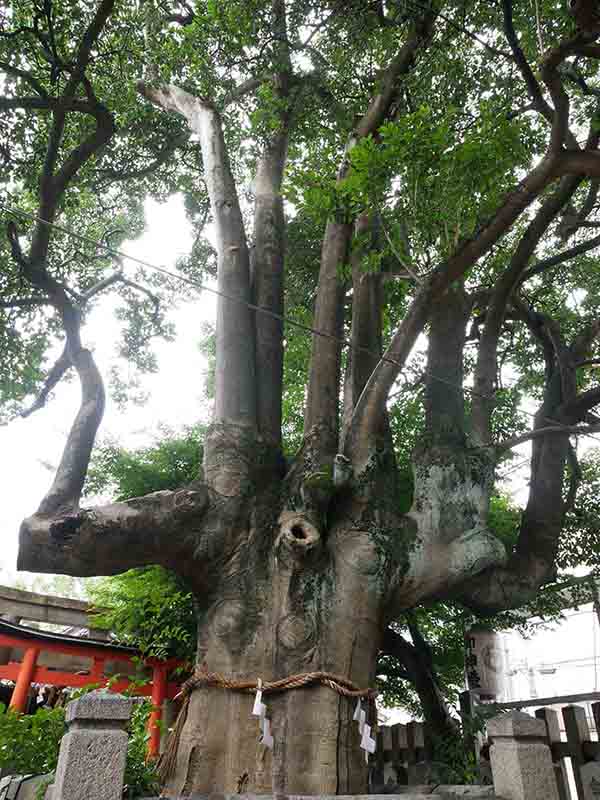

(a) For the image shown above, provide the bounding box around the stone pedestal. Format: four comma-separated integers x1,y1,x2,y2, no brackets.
48,690,134,800
488,710,559,800
581,760,600,799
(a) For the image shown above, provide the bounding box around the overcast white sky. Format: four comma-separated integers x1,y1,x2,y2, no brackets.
0,196,216,585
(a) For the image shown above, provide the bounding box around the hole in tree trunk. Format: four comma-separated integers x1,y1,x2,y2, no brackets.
290,524,307,540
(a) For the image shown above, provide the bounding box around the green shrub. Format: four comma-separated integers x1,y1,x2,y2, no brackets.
0,705,66,775
0,700,159,798
123,700,160,798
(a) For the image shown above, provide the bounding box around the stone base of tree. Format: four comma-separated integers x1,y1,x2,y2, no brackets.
138,790,495,800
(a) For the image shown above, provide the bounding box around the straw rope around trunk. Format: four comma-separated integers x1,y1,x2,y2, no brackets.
157,668,378,782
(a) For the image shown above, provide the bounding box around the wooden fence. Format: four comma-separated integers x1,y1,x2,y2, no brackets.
371,694,600,795
467,691,600,800
369,721,433,786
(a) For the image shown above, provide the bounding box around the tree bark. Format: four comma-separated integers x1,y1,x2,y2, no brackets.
384,286,505,611
250,0,291,447
165,480,384,795
304,6,439,464
456,305,600,613
138,85,257,432
251,133,288,446
424,285,470,448
304,218,351,460
341,213,386,447
15,6,600,795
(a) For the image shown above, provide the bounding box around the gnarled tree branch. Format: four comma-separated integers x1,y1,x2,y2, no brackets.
19,484,210,576
472,165,594,445
346,153,559,471
457,308,600,612
20,345,71,419
497,421,600,451
0,296,51,308
380,625,458,740
501,0,553,123
520,232,600,283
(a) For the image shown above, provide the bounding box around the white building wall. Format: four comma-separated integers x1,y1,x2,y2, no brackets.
502,604,600,703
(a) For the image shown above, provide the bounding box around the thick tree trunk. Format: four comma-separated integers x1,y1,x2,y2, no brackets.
170,579,379,794
164,409,502,794
167,453,383,795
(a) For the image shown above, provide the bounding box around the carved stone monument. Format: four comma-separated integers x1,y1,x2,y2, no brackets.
46,690,134,800
488,710,559,800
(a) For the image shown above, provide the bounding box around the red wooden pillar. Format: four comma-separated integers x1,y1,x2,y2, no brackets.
147,663,167,758
9,646,39,712
91,657,106,682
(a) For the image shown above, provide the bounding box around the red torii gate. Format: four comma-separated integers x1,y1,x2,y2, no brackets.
0,618,184,758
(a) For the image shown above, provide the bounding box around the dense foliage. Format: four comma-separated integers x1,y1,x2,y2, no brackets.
89,565,196,661
2,0,600,436
0,706,65,776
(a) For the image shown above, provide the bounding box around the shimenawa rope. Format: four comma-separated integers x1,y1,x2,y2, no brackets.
158,668,378,782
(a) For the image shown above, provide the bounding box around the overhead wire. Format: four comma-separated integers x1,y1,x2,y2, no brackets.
1,201,500,404
2,201,600,448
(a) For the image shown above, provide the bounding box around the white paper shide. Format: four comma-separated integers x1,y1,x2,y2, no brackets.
252,679,274,749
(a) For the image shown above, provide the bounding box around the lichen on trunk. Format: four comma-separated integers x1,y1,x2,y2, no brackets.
167,427,382,795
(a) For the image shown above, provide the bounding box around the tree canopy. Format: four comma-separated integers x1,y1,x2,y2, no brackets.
4,0,600,793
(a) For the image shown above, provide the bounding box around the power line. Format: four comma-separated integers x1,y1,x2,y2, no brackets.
2,201,600,448
2,202,468,392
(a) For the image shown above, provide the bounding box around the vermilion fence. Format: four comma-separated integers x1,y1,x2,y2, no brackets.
0,618,183,758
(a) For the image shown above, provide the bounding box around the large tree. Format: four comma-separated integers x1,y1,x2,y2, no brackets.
4,0,600,793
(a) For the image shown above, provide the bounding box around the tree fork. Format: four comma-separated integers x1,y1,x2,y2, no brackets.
384,286,505,612
305,5,439,465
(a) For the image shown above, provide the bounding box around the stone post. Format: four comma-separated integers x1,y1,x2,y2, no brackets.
488,710,559,800
48,690,134,800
